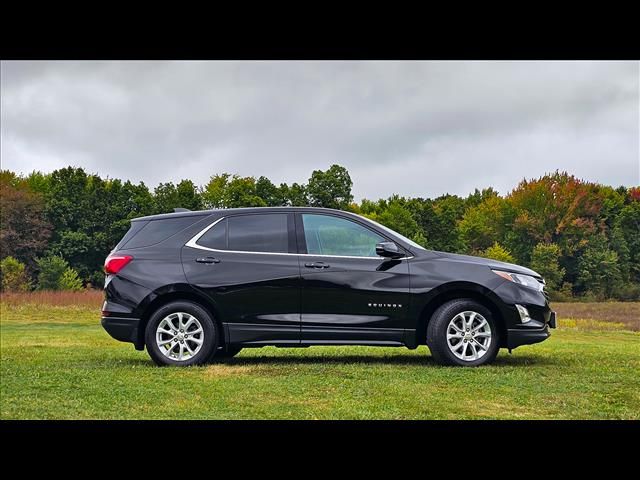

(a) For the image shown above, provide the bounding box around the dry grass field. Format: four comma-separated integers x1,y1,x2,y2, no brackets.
0,290,104,308
554,302,639,331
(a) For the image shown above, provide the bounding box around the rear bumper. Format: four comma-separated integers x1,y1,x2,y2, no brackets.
101,316,141,347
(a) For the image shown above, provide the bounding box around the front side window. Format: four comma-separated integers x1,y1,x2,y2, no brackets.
302,214,384,257
198,214,289,253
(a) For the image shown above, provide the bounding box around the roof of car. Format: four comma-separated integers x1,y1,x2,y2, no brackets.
132,206,355,222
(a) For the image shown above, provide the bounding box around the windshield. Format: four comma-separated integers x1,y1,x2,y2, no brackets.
360,215,427,252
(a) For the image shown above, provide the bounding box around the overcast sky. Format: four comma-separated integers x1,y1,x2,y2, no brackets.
1,61,638,201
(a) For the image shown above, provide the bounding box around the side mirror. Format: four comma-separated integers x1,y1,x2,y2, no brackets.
376,241,404,259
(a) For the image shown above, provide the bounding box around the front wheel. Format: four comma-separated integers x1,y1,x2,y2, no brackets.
427,299,500,367
145,301,218,367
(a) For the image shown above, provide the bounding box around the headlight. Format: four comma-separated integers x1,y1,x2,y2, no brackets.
492,270,544,292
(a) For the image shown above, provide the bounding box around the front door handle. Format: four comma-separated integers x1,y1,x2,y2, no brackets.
304,261,330,269
196,257,220,264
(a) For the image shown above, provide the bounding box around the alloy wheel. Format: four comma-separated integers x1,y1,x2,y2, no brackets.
155,312,205,361
446,311,492,361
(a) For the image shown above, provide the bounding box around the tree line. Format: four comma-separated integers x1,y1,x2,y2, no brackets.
1,165,638,301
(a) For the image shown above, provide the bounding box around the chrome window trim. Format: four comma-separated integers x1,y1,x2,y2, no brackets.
184,216,225,250
184,215,413,260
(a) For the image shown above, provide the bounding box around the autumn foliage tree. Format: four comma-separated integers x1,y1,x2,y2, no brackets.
0,173,52,274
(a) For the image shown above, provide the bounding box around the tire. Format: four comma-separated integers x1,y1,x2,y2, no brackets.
427,299,500,367
145,301,218,367
208,345,243,361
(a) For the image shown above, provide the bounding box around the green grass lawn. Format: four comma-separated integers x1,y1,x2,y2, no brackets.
1,302,639,419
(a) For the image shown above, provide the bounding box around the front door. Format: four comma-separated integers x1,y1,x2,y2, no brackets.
182,212,301,345
297,212,411,345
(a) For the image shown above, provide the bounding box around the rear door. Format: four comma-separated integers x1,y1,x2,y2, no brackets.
182,212,301,345
297,212,411,345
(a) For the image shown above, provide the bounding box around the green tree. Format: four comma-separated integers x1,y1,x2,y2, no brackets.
464,187,500,209
406,195,466,252
40,168,156,287
53,230,96,280
36,255,70,290
609,223,631,282
281,182,308,206
201,174,266,208
458,195,508,253
306,164,353,210
225,176,266,207
102,179,155,252
481,242,515,263
364,200,420,238
577,236,622,299
613,200,640,283
43,167,92,233
530,243,565,291
59,267,84,291
24,170,51,194
200,173,229,208
154,179,202,213
411,231,428,248
256,176,286,206
0,257,31,292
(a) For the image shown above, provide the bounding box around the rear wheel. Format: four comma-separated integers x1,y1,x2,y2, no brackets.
427,299,500,366
145,301,218,366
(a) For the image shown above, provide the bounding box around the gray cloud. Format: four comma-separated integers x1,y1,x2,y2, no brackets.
1,60,638,200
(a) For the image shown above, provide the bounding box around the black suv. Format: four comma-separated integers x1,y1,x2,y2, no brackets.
102,207,556,367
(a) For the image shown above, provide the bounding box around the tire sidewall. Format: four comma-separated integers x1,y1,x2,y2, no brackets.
428,300,500,367
145,301,218,366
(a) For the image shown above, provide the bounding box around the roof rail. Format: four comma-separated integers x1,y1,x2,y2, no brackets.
173,208,191,213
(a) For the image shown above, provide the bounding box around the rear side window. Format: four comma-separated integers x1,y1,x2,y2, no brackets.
115,220,148,250
199,214,289,253
122,216,204,249
229,214,289,253
198,218,227,250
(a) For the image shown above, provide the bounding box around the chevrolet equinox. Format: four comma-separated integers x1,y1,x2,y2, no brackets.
101,207,556,367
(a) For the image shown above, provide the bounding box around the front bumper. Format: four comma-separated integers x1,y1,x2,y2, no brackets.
507,325,550,349
492,281,556,350
503,308,556,349
101,316,141,346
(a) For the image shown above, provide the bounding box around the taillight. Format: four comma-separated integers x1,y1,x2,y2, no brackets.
104,254,133,275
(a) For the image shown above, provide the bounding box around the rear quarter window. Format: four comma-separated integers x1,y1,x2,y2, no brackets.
114,220,148,251
121,216,205,249
197,218,227,250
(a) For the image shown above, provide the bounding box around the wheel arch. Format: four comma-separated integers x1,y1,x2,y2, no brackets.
135,285,225,350
415,282,507,347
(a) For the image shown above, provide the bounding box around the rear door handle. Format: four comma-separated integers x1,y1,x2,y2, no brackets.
196,257,220,264
304,262,330,269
